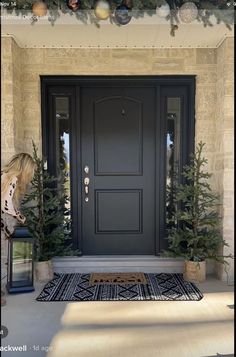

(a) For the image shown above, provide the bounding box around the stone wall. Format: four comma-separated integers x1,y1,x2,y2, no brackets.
215,38,234,283
1,37,23,165
1,36,234,282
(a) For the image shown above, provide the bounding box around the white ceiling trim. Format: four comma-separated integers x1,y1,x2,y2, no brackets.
1,11,234,49
1,32,233,49
215,32,234,48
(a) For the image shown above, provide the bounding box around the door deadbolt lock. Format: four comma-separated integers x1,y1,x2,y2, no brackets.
84,177,90,185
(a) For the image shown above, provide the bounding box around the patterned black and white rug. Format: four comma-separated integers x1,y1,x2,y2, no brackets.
36,273,203,301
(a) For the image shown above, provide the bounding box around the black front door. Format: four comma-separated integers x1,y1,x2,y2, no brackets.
42,76,195,256
81,87,156,254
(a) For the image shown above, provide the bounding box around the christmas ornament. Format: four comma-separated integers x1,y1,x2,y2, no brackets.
32,1,47,16
66,0,81,12
114,4,132,25
94,0,111,20
156,1,170,18
179,2,198,23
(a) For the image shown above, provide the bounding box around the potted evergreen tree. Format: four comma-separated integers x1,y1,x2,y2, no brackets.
162,141,232,283
21,142,76,282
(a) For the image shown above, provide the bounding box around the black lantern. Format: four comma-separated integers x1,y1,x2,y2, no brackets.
6,227,35,293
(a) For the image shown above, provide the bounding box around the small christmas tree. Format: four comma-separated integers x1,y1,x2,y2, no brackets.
163,141,231,264
22,142,77,262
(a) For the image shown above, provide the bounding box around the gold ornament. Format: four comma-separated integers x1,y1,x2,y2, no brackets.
32,1,47,17
94,0,111,20
179,2,198,23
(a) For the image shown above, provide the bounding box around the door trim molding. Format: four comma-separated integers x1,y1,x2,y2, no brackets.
41,75,196,86
41,75,196,255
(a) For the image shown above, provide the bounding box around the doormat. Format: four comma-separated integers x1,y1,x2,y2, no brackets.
89,272,147,285
36,273,203,302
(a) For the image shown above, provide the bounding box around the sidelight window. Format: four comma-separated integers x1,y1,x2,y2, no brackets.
166,97,181,230
55,97,71,233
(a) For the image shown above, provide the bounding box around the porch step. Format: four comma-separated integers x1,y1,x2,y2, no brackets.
52,255,185,274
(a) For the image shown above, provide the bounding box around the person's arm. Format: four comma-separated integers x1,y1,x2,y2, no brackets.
1,176,26,224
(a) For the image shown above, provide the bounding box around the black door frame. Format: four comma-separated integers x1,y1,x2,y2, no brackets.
41,75,196,255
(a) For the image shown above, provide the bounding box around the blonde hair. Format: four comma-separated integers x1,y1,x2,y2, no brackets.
1,153,35,207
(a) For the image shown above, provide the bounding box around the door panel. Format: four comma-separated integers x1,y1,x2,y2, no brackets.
95,190,142,234
94,97,143,175
81,87,156,254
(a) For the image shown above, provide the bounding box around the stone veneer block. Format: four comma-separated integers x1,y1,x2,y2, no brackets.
223,97,234,115
195,70,217,84
224,83,234,96
152,58,184,71
22,48,45,64
153,49,196,65
196,48,217,64
225,38,234,62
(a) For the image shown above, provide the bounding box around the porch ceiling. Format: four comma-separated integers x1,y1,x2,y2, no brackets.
1,12,234,48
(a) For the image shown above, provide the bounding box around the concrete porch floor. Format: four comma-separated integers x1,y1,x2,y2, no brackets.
1,276,234,357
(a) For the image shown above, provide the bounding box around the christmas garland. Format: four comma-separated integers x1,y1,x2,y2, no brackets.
2,0,235,36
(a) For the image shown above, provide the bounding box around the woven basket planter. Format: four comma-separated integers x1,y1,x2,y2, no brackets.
183,260,206,283
34,260,54,282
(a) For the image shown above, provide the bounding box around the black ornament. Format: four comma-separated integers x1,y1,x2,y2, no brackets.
115,4,132,25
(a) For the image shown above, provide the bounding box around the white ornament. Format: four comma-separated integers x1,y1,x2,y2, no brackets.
156,1,170,18
179,2,198,23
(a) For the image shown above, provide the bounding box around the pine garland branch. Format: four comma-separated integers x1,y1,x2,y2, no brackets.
5,0,233,32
